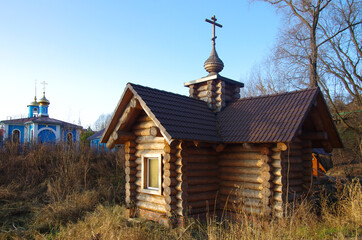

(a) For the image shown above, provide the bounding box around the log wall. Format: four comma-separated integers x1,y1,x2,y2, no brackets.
189,80,240,112
183,142,219,214
219,144,272,216
126,113,167,215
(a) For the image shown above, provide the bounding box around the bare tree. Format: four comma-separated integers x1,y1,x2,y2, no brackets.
93,113,112,131
254,0,362,156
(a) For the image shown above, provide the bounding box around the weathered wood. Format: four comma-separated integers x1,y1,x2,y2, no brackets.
164,196,177,205
188,200,217,210
125,167,137,175
132,120,156,130
125,147,136,154
135,150,163,157
134,136,164,144
125,153,136,161
220,152,261,160
112,131,136,143
188,184,219,193
163,170,177,178
219,159,264,168
188,177,219,185
125,175,136,183
188,191,218,202
184,155,217,163
126,182,137,191
136,201,167,213
136,193,165,205
188,163,218,171
220,187,263,199
163,187,177,196
219,173,263,183
271,143,288,152
187,170,218,177
220,166,262,175
221,181,263,191
135,142,164,150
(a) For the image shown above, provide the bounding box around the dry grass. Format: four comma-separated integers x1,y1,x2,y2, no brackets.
0,143,361,239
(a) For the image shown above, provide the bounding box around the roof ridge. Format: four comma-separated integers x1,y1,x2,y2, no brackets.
238,87,319,102
128,82,211,105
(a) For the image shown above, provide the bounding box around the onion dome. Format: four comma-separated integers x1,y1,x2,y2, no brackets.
27,96,39,107
38,92,50,105
204,45,224,75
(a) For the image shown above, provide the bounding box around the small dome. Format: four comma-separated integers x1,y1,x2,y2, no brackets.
38,92,50,105
28,97,39,107
204,45,224,75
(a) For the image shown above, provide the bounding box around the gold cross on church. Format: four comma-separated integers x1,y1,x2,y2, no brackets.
205,15,222,46
41,81,48,93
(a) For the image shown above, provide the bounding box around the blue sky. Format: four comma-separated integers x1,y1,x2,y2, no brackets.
0,0,280,128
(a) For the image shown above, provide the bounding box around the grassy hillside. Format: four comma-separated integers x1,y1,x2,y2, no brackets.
0,143,361,239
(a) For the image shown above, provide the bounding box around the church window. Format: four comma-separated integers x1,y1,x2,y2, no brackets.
141,154,162,195
67,133,73,144
31,130,34,142
12,130,20,143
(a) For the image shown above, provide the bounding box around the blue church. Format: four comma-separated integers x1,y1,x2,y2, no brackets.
0,90,82,144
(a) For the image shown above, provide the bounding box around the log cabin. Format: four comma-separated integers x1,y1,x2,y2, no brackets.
101,17,342,226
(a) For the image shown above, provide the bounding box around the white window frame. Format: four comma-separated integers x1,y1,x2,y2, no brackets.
141,154,162,195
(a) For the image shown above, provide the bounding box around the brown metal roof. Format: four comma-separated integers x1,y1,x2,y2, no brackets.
217,87,319,143
129,83,221,142
103,83,341,148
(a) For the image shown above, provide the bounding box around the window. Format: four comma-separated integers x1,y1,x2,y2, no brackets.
142,154,162,195
12,130,20,143
67,133,73,145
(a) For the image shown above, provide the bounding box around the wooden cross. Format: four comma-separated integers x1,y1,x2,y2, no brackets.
41,80,48,93
205,15,222,45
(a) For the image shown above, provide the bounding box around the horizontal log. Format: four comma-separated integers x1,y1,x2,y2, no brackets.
125,160,137,168
188,184,219,193
125,182,137,191
219,173,263,183
188,191,218,202
186,155,218,163
188,200,217,210
221,181,263,191
188,163,219,171
132,120,156,130
126,175,136,183
188,170,218,177
136,200,167,213
164,195,177,205
163,177,178,188
272,201,283,212
135,136,164,143
125,153,136,162
112,131,136,143
175,182,188,192
163,170,177,178
135,150,163,157
220,152,261,160
283,156,303,164
188,177,218,185
197,84,216,92
220,187,262,199
125,147,136,154
271,159,281,168
185,148,217,155
175,191,187,200
135,142,164,151
219,159,263,168
136,193,165,205
125,167,137,175
271,143,287,152
163,187,177,196
220,166,262,175
220,145,262,153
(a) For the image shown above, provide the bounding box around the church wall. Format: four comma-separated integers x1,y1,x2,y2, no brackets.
125,112,168,221
8,125,25,143
218,144,272,216
38,124,56,131
182,142,219,215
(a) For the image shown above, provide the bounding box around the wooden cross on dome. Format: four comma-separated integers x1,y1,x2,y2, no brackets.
205,15,222,46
